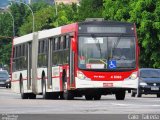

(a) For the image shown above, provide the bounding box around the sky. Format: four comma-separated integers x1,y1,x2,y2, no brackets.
0,0,9,8
0,0,54,8
0,0,30,8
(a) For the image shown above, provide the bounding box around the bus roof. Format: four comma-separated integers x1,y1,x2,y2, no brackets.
13,27,61,45
78,20,134,26
13,23,78,45
13,20,134,45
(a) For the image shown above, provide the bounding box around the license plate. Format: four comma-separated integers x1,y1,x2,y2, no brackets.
0,82,5,84
103,83,113,87
151,87,159,91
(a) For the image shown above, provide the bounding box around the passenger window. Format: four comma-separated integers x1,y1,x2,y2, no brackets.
55,38,58,50
52,38,55,51
63,36,67,49
60,37,64,50
57,37,60,50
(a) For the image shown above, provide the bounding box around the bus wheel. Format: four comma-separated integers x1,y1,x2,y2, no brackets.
85,95,93,100
94,94,101,100
50,93,59,99
20,82,28,99
131,91,136,97
59,92,64,99
28,93,36,99
63,90,74,100
136,89,142,98
157,94,160,98
42,79,49,99
115,90,125,100
136,93,142,97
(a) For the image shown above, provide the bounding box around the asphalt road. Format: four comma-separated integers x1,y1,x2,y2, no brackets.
0,87,160,115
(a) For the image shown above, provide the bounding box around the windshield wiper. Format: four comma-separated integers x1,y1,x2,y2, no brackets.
91,34,102,58
111,34,123,59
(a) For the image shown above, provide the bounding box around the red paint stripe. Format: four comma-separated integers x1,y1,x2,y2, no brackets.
12,76,60,82
61,23,77,34
52,76,59,78
11,80,19,82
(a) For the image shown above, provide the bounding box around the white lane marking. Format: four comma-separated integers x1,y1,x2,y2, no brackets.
111,103,129,106
111,103,160,107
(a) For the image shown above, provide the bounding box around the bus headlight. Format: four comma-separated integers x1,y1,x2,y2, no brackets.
129,72,138,80
77,71,86,80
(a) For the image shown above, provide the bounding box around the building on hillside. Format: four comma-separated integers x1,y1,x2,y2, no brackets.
23,0,54,4
20,0,80,5
54,0,80,4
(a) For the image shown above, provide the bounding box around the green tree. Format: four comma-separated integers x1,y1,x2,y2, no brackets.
103,0,160,68
53,3,78,27
19,3,78,35
78,0,103,21
129,0,160,68
103,0,131,21
0,13,13,66
19,6,55,35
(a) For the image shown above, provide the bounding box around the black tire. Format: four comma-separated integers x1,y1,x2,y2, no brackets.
157,94,160,98
63,90,74,100
20,81,28,99
93,94,101,100
131,91,136,97
60,92,64,99
50,93,59,99
136,88,142,97
115,90,125,100
28,93,36,99
42,78,50,99
137,93,142,97
128,90,131,93
85,95,93,100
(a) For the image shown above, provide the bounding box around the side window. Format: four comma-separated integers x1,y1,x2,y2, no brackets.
57,37,60,50
13,47,16,58
42,40,45,53
19,45,21,57
66,35,69,48
63,36,67,49
40,41,43,53
44,39,48,53
60,37,64,50
22,44,25,56
38,41,40,53
55,38,58,50
17,46,20,58
52,38,55,51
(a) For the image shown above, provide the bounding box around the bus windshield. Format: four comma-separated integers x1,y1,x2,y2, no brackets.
78,36,136,70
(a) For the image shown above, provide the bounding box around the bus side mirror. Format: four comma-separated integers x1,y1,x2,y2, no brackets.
71,37,76,52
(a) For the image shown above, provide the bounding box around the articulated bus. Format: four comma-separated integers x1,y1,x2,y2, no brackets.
11,18,139,100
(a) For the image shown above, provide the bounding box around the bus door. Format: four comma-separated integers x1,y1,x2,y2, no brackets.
27,42,32,90
69,35,76,89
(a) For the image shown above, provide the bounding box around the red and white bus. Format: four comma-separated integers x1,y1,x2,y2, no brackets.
11,18,139,100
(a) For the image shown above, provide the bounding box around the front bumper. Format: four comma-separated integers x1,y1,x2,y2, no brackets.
139,86,160,94
75,77,138,89
0,81,6,87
